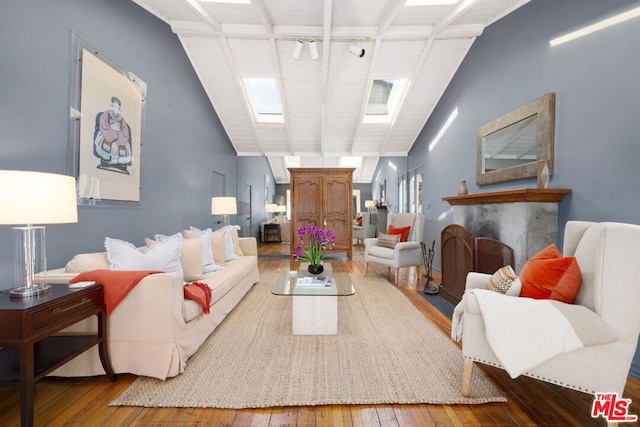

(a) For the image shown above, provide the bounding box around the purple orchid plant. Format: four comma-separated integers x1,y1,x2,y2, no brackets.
294,224,337,266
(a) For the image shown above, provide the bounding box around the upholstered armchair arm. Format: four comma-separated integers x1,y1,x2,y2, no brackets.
364,237,379,254
395,241,421,252
394,241,423,268
465,272,491,290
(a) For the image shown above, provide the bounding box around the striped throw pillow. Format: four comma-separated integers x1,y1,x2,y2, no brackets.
377,233,400,249
488,265,518,294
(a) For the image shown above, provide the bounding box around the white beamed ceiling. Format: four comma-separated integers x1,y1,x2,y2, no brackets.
133,0,530,183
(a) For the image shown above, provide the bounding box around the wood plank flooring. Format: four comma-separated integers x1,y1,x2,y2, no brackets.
1,242,638,426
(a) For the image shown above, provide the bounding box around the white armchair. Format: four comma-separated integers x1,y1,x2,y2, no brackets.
364,213,424,285
353,212,377,245
459,221,640,405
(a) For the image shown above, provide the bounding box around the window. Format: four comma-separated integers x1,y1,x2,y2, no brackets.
242,78,284,123
363,79,408,124
400,168,423,213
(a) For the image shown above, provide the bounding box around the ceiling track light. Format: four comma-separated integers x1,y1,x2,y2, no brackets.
349,43,365,58
292,39,320,60
308,39,319,60
292,39,304,60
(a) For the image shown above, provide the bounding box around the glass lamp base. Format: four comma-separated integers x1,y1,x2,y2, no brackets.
10,283,52,298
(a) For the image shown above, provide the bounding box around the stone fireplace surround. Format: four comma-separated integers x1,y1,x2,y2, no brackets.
443,189,571,273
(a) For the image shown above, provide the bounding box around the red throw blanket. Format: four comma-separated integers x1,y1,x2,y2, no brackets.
71,270,161,315
71,270,213,316
184,282,212,314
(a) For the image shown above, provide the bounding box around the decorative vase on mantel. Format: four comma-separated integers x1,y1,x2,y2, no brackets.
307,264,324,275
457,180,468,195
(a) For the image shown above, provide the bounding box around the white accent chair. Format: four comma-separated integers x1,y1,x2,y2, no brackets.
459,221,640,406
353,212,377,245
364,213,424,285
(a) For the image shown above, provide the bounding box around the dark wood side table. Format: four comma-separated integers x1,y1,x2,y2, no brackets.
0,284,116,427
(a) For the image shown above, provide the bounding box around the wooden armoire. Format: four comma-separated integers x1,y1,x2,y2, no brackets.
289,168,354,261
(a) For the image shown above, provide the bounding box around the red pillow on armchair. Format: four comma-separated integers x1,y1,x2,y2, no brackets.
387,225,411,242
519,244,582,303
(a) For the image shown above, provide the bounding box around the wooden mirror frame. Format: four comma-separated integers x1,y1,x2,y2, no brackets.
476,93,555,186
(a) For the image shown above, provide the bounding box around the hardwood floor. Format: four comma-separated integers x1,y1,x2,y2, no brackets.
1,242,638,426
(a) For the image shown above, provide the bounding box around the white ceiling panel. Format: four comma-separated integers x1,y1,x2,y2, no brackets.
133,0,530,183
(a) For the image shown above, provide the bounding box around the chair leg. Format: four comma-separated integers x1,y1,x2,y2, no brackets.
394,268,399,285
462,359,473,397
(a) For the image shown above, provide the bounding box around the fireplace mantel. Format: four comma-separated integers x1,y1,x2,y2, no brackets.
443,188,571,206
442,188,572,272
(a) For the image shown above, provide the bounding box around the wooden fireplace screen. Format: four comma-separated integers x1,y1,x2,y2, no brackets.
440,224,515,300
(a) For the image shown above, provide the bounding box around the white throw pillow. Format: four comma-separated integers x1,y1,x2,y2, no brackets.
219,225,241,261
184,227,223,273
106,233,183,274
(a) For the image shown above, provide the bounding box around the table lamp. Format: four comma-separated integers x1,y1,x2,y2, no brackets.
0,170,78,297
275,204,286,221
265,203,278,221
211,196,237,226
365,200,376,213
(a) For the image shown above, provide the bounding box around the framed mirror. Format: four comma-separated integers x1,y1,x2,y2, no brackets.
476,93,555,186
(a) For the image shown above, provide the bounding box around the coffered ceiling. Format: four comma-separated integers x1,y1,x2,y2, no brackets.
132,0,530,183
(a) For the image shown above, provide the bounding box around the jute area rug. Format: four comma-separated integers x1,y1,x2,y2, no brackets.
110,273,506,408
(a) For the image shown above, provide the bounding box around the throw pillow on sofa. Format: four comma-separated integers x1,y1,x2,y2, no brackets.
182,228,223,273
146,234,203,282
219,225,240,261
65,252,110,273
190,225,245,265
106,233,185,277
519,244,582,304
209,229,227,266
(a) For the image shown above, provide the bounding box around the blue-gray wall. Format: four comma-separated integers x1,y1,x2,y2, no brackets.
237,156,277,240
0,0,238,286
371,157,409,213
402,0,640,271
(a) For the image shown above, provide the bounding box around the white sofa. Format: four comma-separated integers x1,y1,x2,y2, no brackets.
45,236,259,380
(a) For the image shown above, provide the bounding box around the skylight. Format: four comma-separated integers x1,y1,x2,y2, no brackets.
363,79,408,124
405,0,458,6
242,78,284,124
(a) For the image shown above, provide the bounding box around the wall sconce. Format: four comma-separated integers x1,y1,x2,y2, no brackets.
0,170,78,297
349,43,365,58
211,196,237,226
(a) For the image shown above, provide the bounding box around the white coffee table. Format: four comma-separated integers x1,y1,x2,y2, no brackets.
271,263,355,335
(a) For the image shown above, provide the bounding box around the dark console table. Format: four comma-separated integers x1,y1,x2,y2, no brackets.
0,284,116,426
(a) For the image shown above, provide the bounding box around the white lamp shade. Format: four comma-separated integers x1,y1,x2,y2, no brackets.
0,170,78,225
265,203,278,213
275,205,287,213
211,196,237,215
365,200,375,208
